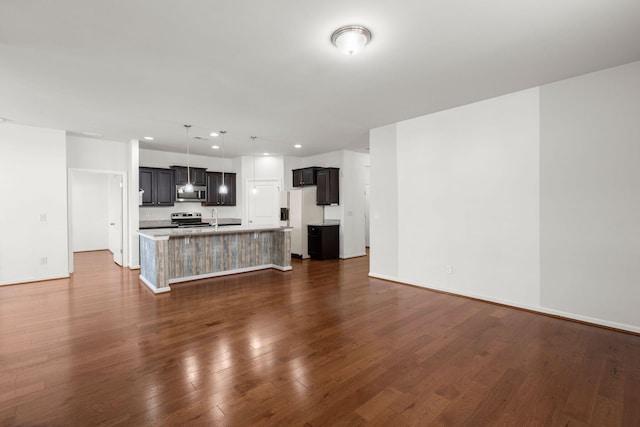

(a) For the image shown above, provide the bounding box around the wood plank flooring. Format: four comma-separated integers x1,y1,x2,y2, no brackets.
1,250,639,426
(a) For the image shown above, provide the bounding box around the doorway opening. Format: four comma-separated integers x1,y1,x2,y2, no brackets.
67,169,128,273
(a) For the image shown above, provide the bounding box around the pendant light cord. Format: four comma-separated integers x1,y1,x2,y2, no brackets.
184,124,192,185
251,136,257,192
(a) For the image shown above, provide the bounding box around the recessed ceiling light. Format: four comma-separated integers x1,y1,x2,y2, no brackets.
143,136,154,140
294,144,302,148
210,132,219,137
263,152,269,156
211,145,219,149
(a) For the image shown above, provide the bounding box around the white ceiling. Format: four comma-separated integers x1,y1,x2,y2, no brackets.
1,0,640,158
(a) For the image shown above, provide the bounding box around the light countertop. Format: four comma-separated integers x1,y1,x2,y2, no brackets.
139,218,241,230
139,225,292,240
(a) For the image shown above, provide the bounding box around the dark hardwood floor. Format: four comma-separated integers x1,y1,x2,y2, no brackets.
1,250,639,426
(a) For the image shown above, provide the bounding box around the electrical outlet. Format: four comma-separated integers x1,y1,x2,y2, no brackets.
40,213,47,222
446,265,453,274
40,257,48,265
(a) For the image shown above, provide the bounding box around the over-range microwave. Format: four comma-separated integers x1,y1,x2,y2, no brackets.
175,185,206,202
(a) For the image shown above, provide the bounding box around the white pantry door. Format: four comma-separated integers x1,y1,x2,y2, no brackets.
108,174,123,266
247,179,280,227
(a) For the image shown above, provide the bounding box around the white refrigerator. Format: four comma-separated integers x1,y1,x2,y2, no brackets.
287,187,323,258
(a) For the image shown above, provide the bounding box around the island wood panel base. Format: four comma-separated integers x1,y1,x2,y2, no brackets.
139,229,291,292
1,250,640,425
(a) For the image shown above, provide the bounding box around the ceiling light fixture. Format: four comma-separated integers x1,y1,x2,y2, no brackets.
219,130,228,195
143,136,154,140
210,132,219,137
263,152,269,156
331,25,372,55
294,144,302,148
183,124,193,193
211,145,219,149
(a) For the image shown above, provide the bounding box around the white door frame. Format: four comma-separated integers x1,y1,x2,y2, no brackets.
67,168,128,273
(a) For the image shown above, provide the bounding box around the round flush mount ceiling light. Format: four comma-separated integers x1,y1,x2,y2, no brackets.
331,25,372,55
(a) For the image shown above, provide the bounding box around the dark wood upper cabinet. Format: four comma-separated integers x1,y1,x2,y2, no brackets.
139,168,155,206
139,167,175,207
292,167,320,187
316,167,339,205
155,169,175,206
204,172,236,206
171,166,207,186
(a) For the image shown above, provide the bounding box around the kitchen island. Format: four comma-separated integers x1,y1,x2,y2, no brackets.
138,226,292,293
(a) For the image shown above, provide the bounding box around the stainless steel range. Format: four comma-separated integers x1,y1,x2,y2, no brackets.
170,212,213,228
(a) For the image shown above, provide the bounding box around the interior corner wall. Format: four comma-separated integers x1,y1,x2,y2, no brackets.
540,61,640,330
394,89,541,307
0,123,69,285
369,124,399,278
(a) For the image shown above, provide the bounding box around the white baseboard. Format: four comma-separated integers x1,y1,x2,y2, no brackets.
0,273,70,286
168,264,292,285
341,252,367,259
139,275,171,294
368,272,640,334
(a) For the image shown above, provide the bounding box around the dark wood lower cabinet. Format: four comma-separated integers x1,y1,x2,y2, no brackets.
308,224,339,260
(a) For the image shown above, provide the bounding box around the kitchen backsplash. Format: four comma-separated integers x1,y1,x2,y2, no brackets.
140,203,241,221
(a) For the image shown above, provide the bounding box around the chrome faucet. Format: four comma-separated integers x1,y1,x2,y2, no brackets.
210,208,219,231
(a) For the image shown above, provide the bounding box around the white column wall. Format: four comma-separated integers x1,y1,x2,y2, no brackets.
0,123,69,285
369,124,399,278
540,61,640,329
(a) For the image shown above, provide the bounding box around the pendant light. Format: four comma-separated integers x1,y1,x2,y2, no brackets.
251,136,258,195
183,124,194,193
219,130,228,195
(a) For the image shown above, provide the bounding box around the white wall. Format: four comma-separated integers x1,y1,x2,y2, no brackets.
540,61,640,329
371,89,541,307
370,61,640,332
0,123,69,285
369,124,399,277
71,171,109,251
67,135,129,171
